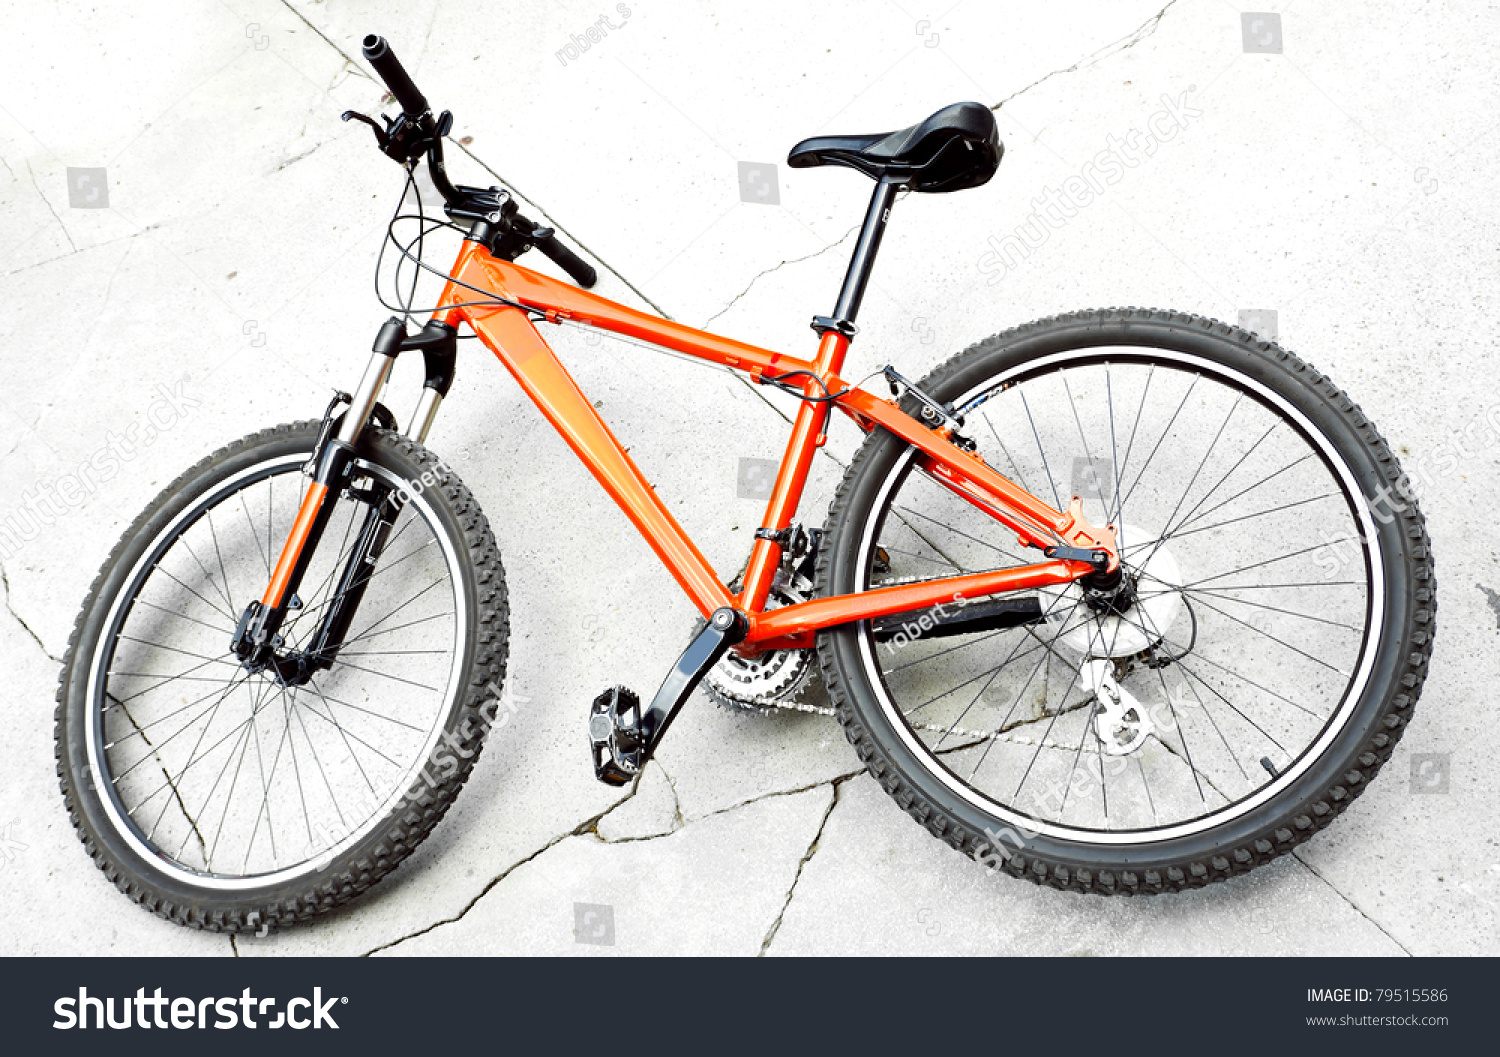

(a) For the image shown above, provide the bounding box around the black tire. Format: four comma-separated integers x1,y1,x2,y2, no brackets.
55,422,508,931
816,308,1434,894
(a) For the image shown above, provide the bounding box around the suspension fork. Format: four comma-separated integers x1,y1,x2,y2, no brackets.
231,316,455,674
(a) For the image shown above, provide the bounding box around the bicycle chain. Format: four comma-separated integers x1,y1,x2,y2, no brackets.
747,694,1077,751
722,573,1081,751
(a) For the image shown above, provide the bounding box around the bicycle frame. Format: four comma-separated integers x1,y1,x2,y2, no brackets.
405,238,1116,652
256,211,1118,662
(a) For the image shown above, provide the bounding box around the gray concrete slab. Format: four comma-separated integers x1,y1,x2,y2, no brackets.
1,0,1495,957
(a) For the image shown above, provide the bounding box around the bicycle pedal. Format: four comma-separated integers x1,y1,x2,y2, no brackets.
588,685,646,787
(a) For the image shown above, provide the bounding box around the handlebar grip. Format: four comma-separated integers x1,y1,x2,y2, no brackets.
362,34,428,118
532,228,598,288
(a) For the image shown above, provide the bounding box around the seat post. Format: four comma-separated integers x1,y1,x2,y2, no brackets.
826,174,904,332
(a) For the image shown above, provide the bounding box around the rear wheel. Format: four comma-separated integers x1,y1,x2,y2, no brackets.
816,309,1434,893
55,422,507,930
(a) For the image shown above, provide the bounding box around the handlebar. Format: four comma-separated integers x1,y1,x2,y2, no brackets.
358,33,598,289
521,218,599,288
362,34,427,118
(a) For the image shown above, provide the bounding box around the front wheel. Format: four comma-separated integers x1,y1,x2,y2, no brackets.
816,308,1434,894
55,422,508,930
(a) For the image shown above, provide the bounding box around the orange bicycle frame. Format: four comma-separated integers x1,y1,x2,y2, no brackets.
396,237,1119,652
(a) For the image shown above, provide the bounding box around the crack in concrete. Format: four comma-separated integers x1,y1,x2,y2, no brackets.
991,0,1182,112
688,766,866,827
359,789,639,956
1293,849,1414,956
656,759,686,831
417,4,439,69
2,231,151,279
269,0,862,469
274,0,373,78
699,222,862,330
0,560,62,664
758,775,849,955
362,766,865,953
442,138,675,320
25,160,76,253
1149,729,1235,804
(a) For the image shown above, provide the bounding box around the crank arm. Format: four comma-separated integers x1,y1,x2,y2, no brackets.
640,608,747,754
590,608,747,785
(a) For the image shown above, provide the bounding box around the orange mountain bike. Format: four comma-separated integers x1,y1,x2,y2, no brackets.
56,35,1434,930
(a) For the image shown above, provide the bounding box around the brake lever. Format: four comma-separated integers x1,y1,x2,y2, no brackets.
344,108,453,166
341,110,390,151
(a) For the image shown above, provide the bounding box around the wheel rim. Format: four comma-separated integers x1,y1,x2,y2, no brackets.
854,347,1383,844
83,449,469,891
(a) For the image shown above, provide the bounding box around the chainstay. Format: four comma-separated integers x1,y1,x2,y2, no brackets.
721,572,1085,751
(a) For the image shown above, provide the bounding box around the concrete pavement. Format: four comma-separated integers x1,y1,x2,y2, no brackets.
1,0,1496,956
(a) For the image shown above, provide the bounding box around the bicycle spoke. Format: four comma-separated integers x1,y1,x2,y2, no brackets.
203,708,259,868
1180,585,1363,632
1167,452,1316,540
1118,374,1198,514
1179,538,1361,591
290,690,347,830
334,609,456,650
298,683,405,773
305,677,425,731
155,565,236,624
240,491,271,581
116,634,237,668
1109,363,1153,529
1158,418,1280,542
326,657,441,694
859,354,1371,840
111,671,251,779
1143,490,1338,546
1134,753,1158,824
205,510,237,614
243,703,294,874
1183,591,1351,677
128,598,234,637
896,504,1024,564
982,410,1036,500
92,447,465,882
343,577,446,646
1130,393,1242,575
1019,388,1064,510
1059,698,1100,815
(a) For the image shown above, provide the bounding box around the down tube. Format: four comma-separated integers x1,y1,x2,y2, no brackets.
465,305,734,617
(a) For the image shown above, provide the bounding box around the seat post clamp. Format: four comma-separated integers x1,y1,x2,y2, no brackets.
811,316,858,339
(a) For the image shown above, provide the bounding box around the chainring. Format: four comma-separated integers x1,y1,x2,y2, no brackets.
704,577,813,715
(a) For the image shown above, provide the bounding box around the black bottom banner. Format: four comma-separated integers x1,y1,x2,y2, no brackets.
0,955,1492,1054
